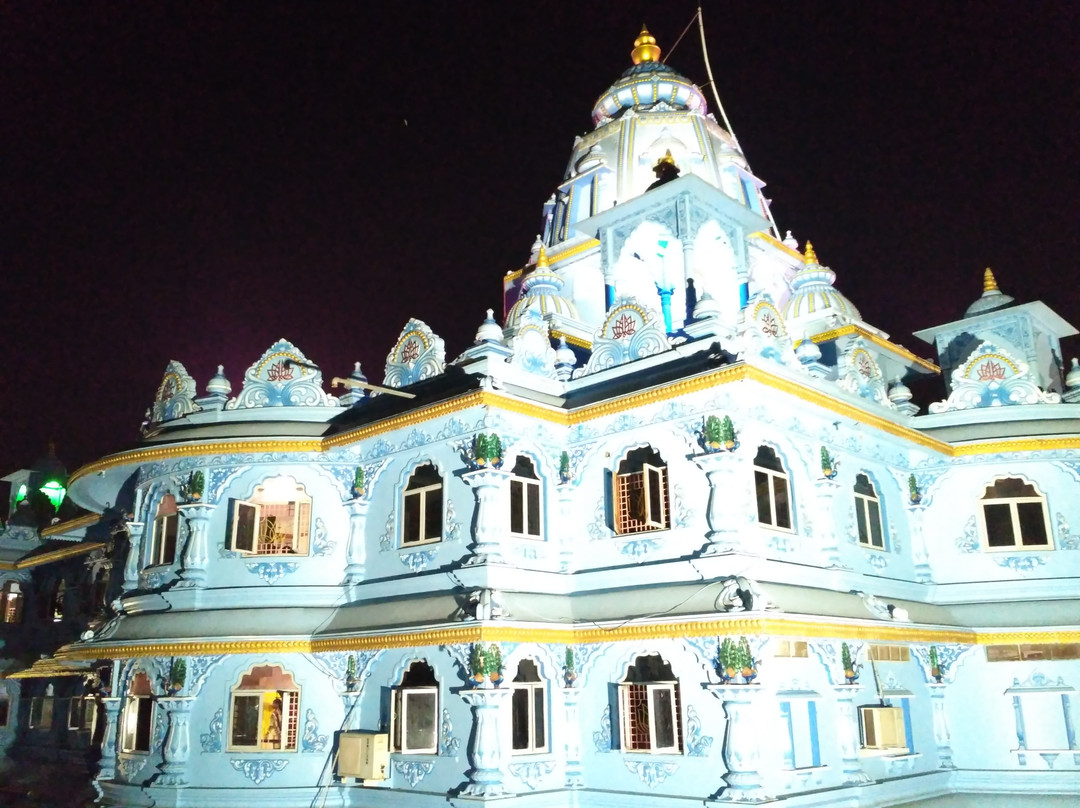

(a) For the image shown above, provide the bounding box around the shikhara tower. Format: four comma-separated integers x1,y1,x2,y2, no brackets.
3,25,1079,808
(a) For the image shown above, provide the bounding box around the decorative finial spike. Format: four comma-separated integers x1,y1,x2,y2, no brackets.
631,25,661,65
804,241,818,264
536,244,550,269
983,267,999,293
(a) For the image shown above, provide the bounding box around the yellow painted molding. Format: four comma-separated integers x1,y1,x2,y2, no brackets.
550,329,592,350
548,238,600,265
974,630,1080,645
0,542,107,571
809,324,940,374
41,513,101,537
747,231,805,262
954,437,1080,456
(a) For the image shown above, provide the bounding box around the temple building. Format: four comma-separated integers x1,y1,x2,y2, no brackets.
3,25,1079,808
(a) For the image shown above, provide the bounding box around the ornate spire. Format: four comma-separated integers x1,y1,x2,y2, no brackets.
983,267,999,292
631,25,661,64
536,244,550,269
803,241,818,264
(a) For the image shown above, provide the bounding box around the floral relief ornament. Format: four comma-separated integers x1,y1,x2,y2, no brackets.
230,758,288,785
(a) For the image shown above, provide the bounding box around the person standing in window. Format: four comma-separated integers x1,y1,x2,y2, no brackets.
265,698,282,749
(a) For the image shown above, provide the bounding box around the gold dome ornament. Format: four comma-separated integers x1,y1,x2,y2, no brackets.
631,25,661,64
803,241,819,264
983,267,999,292
652,149,678,176
536,244,550,269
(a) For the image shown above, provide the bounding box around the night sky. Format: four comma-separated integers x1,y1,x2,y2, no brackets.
3,2,1078,485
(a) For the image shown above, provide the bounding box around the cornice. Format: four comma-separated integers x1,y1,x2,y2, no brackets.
0,541,106,571
41,513,101,537
68,358,1080,491
810,324,940,374
57,616,1080,663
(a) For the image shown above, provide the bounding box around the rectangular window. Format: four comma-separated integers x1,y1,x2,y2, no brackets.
983,503,1015,547
68,697,90,731
392,687,438,754
618,682,681,753
511,682,547,753
151,513,179,566
29,697,54,730
231,495,311,555
774,640,808,658
121,696,153,753
988,643,1080,662
756,470,792,530
2,585,23,623
869,645,910,662
509,478,543,538
859,706,907,752
229,690,299,751
780,700,821,769
1020,693,1070,750
614,466,669,534
403,486,443,546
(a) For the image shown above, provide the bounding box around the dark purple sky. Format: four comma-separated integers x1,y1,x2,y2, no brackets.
3,2,1078,482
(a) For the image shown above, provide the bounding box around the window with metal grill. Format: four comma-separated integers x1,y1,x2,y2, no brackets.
613,447,669,535
618,654,682,753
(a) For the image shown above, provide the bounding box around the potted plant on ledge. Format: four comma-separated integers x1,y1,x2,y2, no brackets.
842,642,860,684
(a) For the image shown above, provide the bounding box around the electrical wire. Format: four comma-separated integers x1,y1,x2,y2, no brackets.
663,10,700,64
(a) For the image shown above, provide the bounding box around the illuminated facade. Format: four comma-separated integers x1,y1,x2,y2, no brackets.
5,25,1080,808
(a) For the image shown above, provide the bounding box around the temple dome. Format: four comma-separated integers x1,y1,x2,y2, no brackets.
964,268,1016,317
591,26,708,127
505,246,579,328
783,242,862,325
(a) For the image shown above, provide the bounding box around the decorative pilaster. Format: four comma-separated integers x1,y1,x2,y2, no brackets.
832,685,872,784
562,686,584,788
692,452,741,554
814,481,844,568
906,503,932,583
152,697,196,786
123,522,145,592
928,684,955,768
344,498,370,584
706,684,773,803
177,504,215,587
97,697,122,785
458,683,512,798
462,467,512,565
557,485,575,573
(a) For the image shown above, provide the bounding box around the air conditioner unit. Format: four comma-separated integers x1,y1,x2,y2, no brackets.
859,706,905,750
337,731,389,781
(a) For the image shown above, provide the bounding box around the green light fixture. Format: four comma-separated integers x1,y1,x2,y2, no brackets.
40,481,66,511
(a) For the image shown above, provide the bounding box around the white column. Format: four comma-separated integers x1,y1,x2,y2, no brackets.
562,686,584,788
832,685,872,784
344,498,370,584
928,683,955,768
151,697,196,787
122,522,145,592
177,503,214,587
458,683,512,798
706,684,773,803
692,451,742,555
462,467,511,565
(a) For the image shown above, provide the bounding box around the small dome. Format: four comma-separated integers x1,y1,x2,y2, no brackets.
888,380,914,405
555,337,576,368
795,337,822,364
475,309,505,344
783,242,862,325
206,365,232,396
505,246,580,328
964,268,1016,317
591,27,708,127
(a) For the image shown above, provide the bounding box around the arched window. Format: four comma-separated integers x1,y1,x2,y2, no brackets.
1,581,24,624
509,457,543,539
613,447,669,535
148,494,179,566
618,654,682,753
511,659,547,754
121,672,153,753
51,580,66,622
391,661,439,754
403,465,443,546
229,665,300,752
230,477,312,556
754,446,791,530
980,478,1051,549
854,474,884,549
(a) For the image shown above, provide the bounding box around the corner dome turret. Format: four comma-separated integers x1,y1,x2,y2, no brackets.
783,242,863,327
591,26,708,127
964,268,1016,317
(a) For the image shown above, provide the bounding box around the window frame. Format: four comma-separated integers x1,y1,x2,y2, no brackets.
780,697,821,769
29,696,54,730
1,580,24,624
120,672,154,755
401,465,444,547
227,665,301,753
510,660,548,755
391,661,440,755
978,478,1053,551
854,473,885,550
617,655,683,755
508,457,543,540
229,478,312,556
147,494,179,567
612,448,671,536
753,446,792,532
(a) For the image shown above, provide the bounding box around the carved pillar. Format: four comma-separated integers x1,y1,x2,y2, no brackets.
692,452,741,555
832,685,872,784
557,484,575,573
814,481,843,567
706,684,773,803
928,683,955,769
458,683,512,798
97,697,122,784
907,503,932,583
462,467,511,565
344,498,370,584
123,523,145,592
177,503,215,588
152,697,196,786
562,686,584,788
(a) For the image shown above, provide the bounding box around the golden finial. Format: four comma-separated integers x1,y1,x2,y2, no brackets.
536,245,550,269
654,149,677,170
631,25,661,64
804,241,818,264
983,267,999,292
